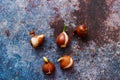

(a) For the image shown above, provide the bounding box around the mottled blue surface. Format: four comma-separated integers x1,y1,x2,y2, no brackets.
0,0,120,80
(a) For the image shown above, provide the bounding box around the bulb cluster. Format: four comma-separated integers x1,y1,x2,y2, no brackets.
42,56,74,75
30,24,88,75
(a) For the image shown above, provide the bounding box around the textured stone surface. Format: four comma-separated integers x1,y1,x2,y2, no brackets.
0,0,120,80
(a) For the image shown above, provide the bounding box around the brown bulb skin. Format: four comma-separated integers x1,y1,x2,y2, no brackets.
56,32,70,48
42,61,55,75
30,34,44,48
58,55,74,70
74,25,88,37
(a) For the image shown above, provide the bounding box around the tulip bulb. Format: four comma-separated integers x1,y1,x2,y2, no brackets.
74,25,88,37
58,55,74,69
42,57,55,75
56,25,70,48
30,31,44,48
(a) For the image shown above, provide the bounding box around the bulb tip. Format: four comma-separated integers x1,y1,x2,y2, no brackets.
43,57,49,63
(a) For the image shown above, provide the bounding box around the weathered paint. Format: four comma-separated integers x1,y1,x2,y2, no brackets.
0,0,120,80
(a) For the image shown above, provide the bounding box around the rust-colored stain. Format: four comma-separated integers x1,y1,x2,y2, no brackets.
50,0,119,47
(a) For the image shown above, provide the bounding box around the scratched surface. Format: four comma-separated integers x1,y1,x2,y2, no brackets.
0,0,120,80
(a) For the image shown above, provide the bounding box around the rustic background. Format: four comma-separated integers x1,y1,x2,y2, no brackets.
0,0,120,80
